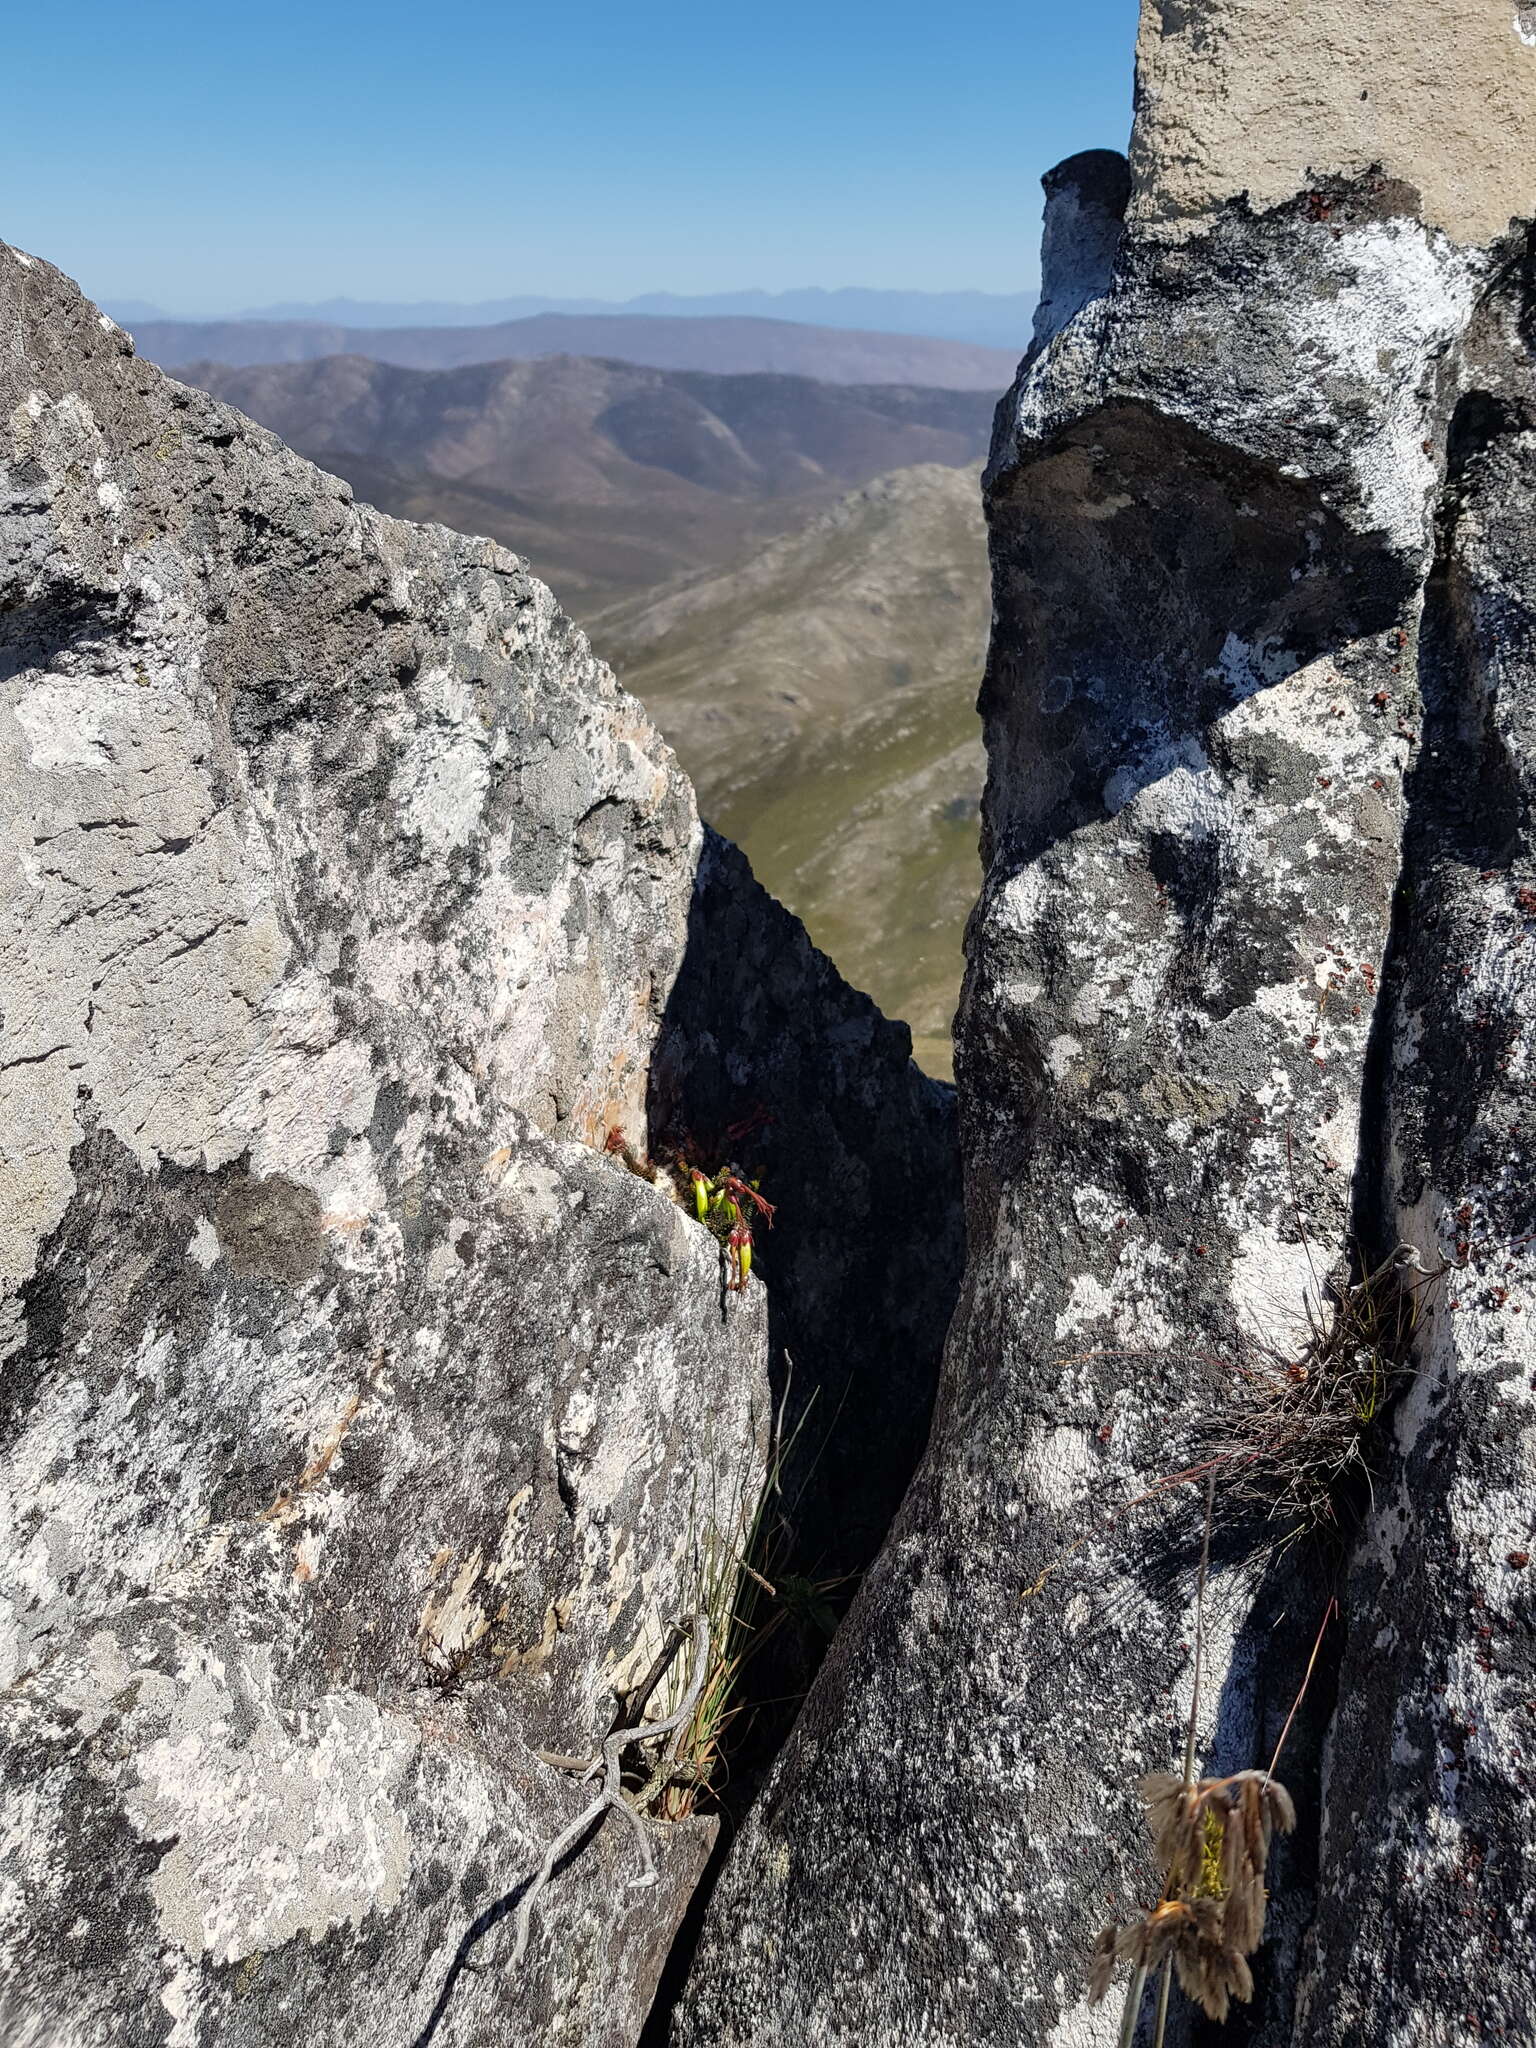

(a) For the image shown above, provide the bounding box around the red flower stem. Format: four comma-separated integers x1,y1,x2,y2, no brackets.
1267,1595,1338,1781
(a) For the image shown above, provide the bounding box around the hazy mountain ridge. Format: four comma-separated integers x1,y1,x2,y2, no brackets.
178,352,994,608
110,286,1038,348
133,311,1018,389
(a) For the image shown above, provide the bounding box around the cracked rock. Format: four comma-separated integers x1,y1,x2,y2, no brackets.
671,6,1535,2045
0,241,957,2047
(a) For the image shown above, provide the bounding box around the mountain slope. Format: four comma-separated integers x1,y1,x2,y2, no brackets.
590,465,989,1074
134,311,1018,388
178,353,994,608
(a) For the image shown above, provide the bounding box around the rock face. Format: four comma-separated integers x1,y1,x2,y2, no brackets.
673,6,1535,2045
1129,0,1536,247
1291,268,1536,2048
0,243,959,2046
1030,151,1131,352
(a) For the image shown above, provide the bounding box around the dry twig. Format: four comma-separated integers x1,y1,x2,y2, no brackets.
510,1611,710,1966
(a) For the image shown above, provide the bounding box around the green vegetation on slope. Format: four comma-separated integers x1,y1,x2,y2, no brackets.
592,464,989,1076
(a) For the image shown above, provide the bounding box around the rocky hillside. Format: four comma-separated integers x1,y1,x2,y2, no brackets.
173,351,993,609
0,240,961,2047
592,464,989,1075
674,6,1536,2046
132,310,1019,389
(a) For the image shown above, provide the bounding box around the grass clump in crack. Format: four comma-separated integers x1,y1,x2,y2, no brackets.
1032,1232,1439,1609
509,1391,839,1968
1193,1237,1435,1555
656,1387,841,1818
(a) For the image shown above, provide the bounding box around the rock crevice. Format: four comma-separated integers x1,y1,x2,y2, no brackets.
5,7,1535,2044
0,241,959,2048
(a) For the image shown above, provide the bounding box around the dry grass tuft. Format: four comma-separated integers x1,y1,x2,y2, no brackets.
1090,1897,1253,2026
1194,1243,1434,1546
657,1389,842,1819
1087,1474,1306,2041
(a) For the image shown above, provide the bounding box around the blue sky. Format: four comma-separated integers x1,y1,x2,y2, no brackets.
5,0,1139,313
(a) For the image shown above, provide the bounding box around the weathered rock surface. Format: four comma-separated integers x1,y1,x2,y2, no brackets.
1129,0,1536,247
1030,151,1131,352
673,6,1535,2045
0,234,764,2048
1292,262,1536,2048
0,242,958,2046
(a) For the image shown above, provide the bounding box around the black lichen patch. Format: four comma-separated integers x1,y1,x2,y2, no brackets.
215,1171,324,1285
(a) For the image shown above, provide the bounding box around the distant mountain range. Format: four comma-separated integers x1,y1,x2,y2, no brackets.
134,312,1018,391
179,352,994,607
109,286,1037,350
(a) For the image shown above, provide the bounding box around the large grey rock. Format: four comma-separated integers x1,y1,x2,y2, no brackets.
1029,151,1130,352
0,242,959,2047
0,235,766,2048
673,5,1535,2044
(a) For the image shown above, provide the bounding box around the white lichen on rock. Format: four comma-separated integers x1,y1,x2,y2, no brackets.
0,235,771,2048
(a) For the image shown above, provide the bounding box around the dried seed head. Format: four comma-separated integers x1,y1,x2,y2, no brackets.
1087,1926,1119,2005
1260,1772,1297,1836
1173,1898,1256,2022
1090,1773,1297,2014
1140,1771,1201,1880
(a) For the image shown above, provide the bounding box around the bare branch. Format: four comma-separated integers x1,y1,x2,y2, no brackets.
510,1612,711,1967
